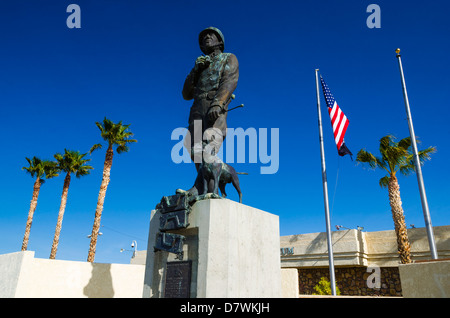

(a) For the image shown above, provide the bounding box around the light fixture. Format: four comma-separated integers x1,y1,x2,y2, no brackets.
335,225,351,231
86,232,103,238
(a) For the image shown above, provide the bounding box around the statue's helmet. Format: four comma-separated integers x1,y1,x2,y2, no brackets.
198,27,225,54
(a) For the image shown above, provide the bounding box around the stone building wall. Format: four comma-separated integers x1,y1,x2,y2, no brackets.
297,266,402,296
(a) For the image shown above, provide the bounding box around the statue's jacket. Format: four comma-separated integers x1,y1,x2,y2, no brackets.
182,52,239,129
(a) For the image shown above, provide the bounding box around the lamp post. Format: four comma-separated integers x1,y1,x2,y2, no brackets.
131,240,137,258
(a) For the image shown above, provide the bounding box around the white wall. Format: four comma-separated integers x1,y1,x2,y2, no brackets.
0,251,145,298
399,260,450,298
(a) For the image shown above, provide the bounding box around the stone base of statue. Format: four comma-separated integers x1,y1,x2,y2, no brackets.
142,197,281,298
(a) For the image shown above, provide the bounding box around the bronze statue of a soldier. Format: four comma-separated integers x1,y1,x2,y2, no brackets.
154,28,241,259
178,27,240,198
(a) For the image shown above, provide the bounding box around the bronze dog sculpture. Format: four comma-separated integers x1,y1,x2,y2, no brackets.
199,154,243,203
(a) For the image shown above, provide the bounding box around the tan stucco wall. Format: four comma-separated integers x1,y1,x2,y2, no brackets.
281,268,299,298
280,225,450,268
280,229,367,268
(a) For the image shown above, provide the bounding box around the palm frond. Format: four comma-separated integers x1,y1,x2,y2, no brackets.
399,162,416,176
385,146,408,172
379,135,396,156
54,149,92,177
89,143,103,154
124,138,137,144
398,137,412,151
375,157,389,173
22,156,57,179
398,145,436,176
116,145,129,154
75,164,94,178
358,134,435,182
379,175,390,188
43,160,59,179
94,118,137,153
418,146,436,163
95,121,105,134
356,149,379,169
24,157,33,167
22,157,37,177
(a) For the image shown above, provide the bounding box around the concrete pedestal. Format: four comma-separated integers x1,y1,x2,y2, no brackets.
143,198,281,298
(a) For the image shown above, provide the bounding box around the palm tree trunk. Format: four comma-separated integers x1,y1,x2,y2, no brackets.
21,177,41,251
87,145,113,262
388,175,412,264
49,172,71,259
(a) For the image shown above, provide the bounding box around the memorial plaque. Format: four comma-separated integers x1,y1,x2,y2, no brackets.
164,261,192,298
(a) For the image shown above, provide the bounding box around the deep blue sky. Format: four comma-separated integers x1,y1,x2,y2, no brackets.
1,0,449,264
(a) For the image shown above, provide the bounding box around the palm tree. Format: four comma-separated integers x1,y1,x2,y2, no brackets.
356,135,436,264
87,118,137,262
49,150,93,259
21,157,59,251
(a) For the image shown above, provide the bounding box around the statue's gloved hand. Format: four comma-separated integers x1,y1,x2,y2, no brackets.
208,105,222,122
194,55,211,73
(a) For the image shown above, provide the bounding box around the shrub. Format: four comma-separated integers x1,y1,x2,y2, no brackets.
313,277,341,295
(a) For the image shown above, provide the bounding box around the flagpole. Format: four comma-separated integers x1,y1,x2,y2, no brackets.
395,49,438,260
315,69,337,295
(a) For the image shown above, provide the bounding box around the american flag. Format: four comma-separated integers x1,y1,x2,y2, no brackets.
320,75,352,157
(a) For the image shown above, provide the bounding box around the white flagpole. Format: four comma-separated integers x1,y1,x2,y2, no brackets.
395,49,438,259
315,69,337,295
